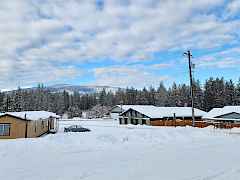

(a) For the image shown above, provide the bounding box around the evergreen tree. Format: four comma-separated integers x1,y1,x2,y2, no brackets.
155,82,168,106
224,80,235,106
235,79,240,105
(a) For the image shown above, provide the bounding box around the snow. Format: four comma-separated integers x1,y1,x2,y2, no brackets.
121,106,206,118
116,105,156,111
0,111,60,121
1,119,240,180
203,106,240,120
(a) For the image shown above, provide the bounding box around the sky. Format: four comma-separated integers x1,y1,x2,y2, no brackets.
0,0,240,90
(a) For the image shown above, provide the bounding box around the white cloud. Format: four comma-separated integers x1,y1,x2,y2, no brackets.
194,47,240,69
151,63,173,69
226,0,240,17
0,0,239,89
92,65,169,88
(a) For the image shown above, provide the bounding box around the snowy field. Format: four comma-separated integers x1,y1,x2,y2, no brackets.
1,120,240,180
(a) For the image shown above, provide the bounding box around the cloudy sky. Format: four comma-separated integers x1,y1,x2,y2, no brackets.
0,0,240,90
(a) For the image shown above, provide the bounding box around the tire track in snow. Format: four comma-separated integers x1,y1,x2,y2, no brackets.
182,167,240,180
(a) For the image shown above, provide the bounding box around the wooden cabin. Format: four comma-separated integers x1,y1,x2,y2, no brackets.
0,111,60,139
119,106,207,127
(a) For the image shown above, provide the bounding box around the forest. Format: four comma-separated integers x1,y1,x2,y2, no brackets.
0,77,240,117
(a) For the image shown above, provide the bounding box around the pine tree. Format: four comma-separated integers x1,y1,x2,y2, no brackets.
155,82,168,106
224,80,235,106
193,80,204,109
14,87,23,112
235,79,240,105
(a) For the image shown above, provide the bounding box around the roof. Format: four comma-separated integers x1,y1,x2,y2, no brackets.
203,106,240,121
0,111,60,121
110,105,155,113
114,105,155,111
121,106,206,119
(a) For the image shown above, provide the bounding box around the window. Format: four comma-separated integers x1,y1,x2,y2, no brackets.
0,124,11,136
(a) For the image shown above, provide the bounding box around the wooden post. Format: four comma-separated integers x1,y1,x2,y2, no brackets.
184,50,195,127
24,114,28,138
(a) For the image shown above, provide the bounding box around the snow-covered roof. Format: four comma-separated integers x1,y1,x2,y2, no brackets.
203,106,240,120
121,106,206,119
0,111,60,121
115,105,155,111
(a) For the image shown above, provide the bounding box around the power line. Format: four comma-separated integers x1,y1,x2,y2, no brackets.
184,50,195,127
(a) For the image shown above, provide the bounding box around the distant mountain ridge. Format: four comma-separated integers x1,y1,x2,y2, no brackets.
47,84,122,94
11,84,123,95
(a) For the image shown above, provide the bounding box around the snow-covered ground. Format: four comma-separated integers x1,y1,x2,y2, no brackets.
1,119,240,180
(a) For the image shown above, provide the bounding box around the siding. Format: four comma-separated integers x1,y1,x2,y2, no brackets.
26,119,49,138
0,116,26,139
216,112,240,119
0,115,49,139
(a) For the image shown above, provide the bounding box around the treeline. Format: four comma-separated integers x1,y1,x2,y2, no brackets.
0,77,240,116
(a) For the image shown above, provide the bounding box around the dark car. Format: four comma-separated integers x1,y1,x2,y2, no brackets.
64,125,91,132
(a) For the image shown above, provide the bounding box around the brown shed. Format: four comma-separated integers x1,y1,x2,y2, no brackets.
0,111,60,139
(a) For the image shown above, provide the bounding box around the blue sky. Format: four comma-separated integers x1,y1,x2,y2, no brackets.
0,0,240,90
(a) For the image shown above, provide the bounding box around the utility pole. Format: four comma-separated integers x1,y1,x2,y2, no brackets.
184,50,195,127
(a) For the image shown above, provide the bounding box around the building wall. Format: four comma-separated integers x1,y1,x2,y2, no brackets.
0,115,50,139
0,116,26,139
216,112,240,119
110,112,119,120
119,117,150,125
26,119,49,138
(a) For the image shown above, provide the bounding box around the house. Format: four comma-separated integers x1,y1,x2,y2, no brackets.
110,105,154,120
0,111,60,139
62,112,69,119
203,106,240,128
83,105,111,119
119,106,207,127
81,111,88,119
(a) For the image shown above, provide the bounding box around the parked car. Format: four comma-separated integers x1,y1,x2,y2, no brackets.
64,125,91,132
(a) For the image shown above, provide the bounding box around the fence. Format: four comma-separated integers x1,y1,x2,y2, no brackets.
150,119,210,128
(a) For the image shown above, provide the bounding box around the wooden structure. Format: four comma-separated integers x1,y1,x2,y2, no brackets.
0,111,60,139
119,106,207,127
109,105,151,120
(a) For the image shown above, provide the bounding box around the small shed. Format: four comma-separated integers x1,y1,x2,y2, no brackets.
203,106,240,128
0,111,60,139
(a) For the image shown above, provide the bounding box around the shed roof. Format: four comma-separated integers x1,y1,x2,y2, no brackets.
121,106,206,119
0,111,60,121
203,106,240,120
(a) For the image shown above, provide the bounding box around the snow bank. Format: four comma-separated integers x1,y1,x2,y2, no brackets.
1,120,240,180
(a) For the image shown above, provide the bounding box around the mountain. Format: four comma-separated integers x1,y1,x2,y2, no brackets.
4,84,123,95
45,84,123,95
